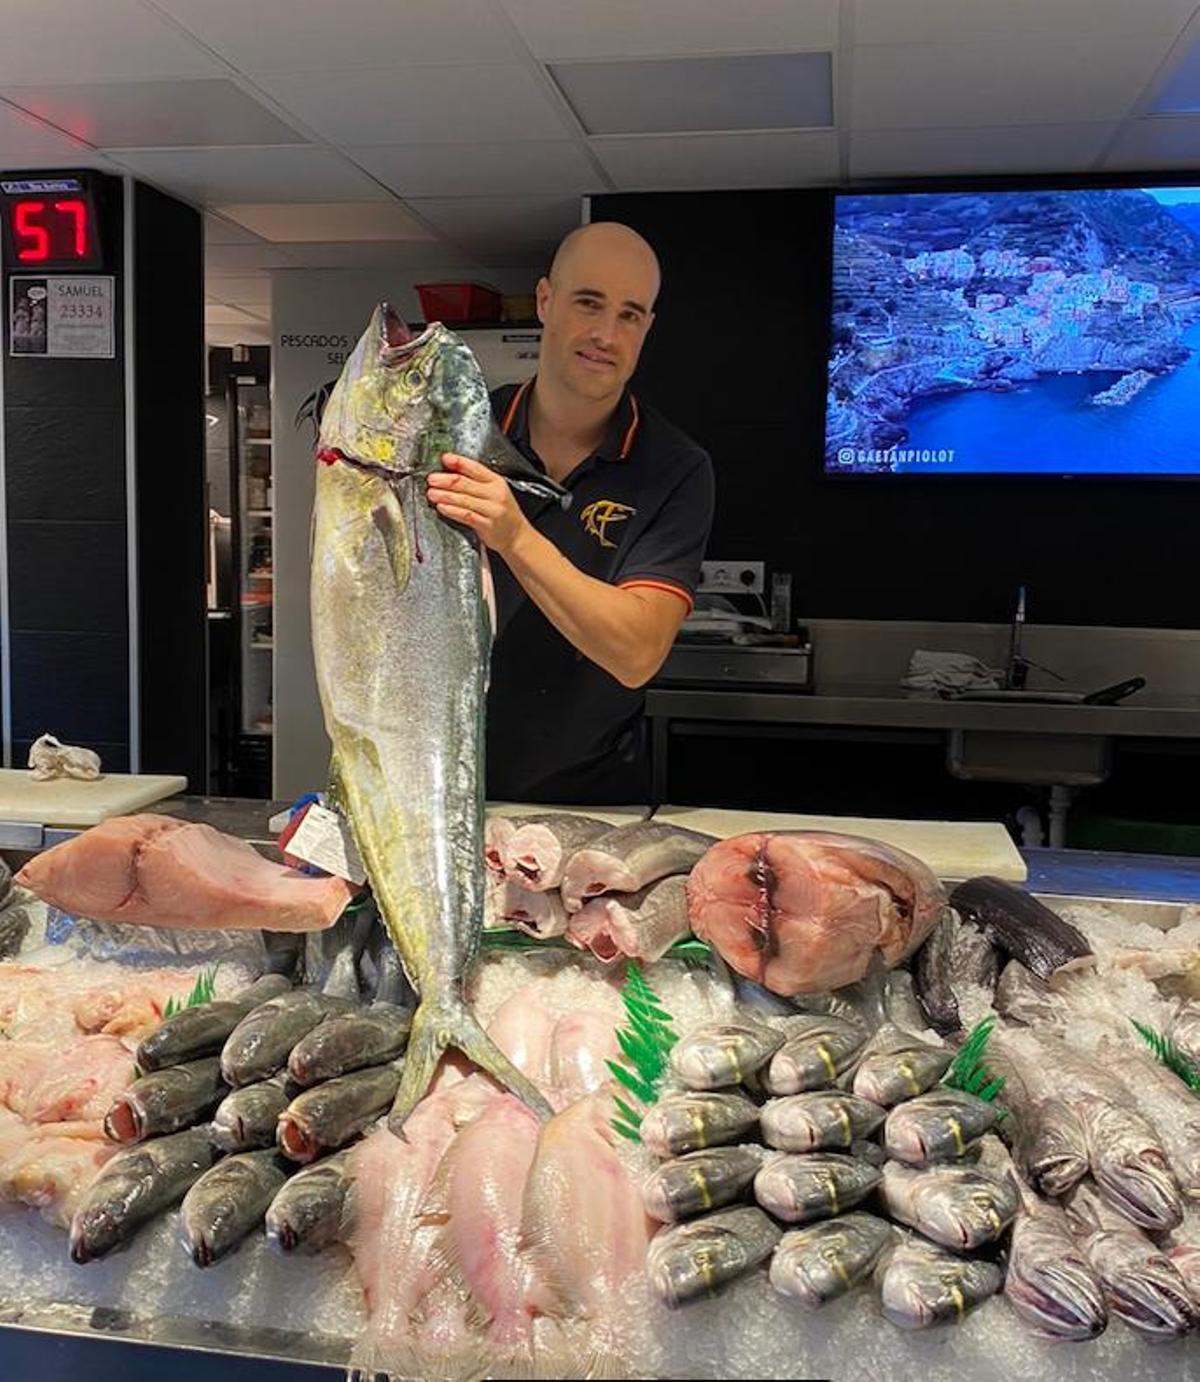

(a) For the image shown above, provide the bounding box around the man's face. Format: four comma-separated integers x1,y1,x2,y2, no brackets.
535,239,657,404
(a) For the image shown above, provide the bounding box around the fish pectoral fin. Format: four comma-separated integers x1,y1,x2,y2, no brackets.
369,483,410,591
480,422,572,510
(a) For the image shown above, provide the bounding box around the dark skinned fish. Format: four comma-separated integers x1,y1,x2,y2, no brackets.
647,1206,781,1307
220,988,352,1088
669,1020,784,1090
850,1023,951,1107
265,1150,354,1254
760,1092,885,1153
948,877,1092,981
753,1152,881,1224
277,1065,401,1163
211,1076,293,1153
912,910,1000,1035
883,1089,998,1166
878,1236,1003,1329
770,1213,894,1309
764,1014,868,1095
640,1091,760,1159
287,1002,412,1086
642,1145,767,1223
136,975,292,1072
179,1149,291,1267
69,1127,219,1263
103,1057,227,1144
312,304,568,1129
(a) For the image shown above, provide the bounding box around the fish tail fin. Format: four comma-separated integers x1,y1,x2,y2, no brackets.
388,1001,553,1132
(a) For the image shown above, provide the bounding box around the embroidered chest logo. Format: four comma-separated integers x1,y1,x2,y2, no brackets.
579,499,636,548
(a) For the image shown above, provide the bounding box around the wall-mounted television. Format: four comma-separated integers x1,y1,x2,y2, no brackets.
824,184,1200,475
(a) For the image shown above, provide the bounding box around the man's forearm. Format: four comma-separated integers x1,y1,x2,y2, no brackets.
501,524,670,688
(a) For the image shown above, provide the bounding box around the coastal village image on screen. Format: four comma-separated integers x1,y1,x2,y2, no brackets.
825,187,1200,474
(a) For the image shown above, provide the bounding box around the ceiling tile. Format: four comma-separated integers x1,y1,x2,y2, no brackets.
592,131,839,189
0,0,221,83
1,79,305,150
112,146,389,204
205,303,267,325
851,40,1164,129
205,242,299,274
206,275,271,307
348,140,603,198
406,195,582,251
277,240,478,269
1105,115,1200,168
850,123,1116,178
216,202,431,242
550,53,833,135
255,64,570,144
499,0,838,59
204,212,264,245
0,102,98,163
154,0,520,74
853,0,1198,47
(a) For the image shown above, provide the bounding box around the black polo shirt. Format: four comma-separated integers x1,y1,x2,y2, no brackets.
486,379,714,805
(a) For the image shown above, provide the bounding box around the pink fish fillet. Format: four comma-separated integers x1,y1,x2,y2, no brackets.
687,830,947,996
486,985,559,1096
559,822,716,914
548,1013,619,1108
501,814,613,892
17,814,353,932
4,1035,133,1124
519,1089,654,1331
567,875,690,963
0,1131,117,1226
0,966,80,1042
438,1094,542,1348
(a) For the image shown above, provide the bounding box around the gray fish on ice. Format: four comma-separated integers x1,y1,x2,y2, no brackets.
179,1149,291,1267
1006,1184,1107,1341
878,1158,1017,1251
69,1126,219,1263
642,1145,768,1223
103,1057,227,1144
211,1076,293,1153
753,1152,881,1224
277,1064,401,1163
265,1150,354,1253
878,1236,1003,1329
850,1023,951,1107
912,910,1000,1035
769,1213,894,1309
669,1020,784,1091
640,1090,761,1159
1170,1000,1200,1069
883,1088,998,1166
647,1205,781,1307
560,821,715,913
764,1014,867,1094
311,304,568,1128
136,974,291,1072
220,988,352,1088
287,1002,412,1086
760,1091,885,1153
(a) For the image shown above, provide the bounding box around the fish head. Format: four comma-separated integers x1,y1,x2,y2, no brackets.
1092,1236,1198,1340
1094,1155,1183,1233
1006,1233,1107,1341
912,1171,1014,1250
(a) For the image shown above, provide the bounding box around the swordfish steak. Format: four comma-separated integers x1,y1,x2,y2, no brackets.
311,302,567,1128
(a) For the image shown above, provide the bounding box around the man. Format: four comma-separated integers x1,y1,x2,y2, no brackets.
426,221,714,804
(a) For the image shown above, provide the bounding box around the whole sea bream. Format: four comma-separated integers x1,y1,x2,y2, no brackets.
311,304,568,1127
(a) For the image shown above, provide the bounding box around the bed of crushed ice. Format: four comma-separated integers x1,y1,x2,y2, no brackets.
1,901,1199,1379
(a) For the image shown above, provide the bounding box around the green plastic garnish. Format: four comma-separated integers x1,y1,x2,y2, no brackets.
162,964,219,1020
607,961,677,1143
479,925,712,965
945,1016,1007,1110
1131,1018,1200,1091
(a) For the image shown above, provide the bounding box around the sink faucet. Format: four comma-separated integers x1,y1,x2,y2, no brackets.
1005,585,1028,689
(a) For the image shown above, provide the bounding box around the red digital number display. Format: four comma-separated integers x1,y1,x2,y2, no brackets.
11,197,92,263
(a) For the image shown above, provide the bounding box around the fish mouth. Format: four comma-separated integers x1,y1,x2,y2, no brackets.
267,1222,298,1253
103,1097,142,1144
1008,1266,1107,1339
278,1115,318,1164
1096,1167,1182,1232
190,1233,217,1269
1109,1279,1195,1337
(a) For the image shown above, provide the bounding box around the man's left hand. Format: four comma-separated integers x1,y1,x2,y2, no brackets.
427,454,530,555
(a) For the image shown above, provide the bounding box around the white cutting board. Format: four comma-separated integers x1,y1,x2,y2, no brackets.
487,801,652,827
653,805,1026,883
0,770,187,826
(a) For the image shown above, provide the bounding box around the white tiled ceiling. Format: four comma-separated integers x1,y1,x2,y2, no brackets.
0,0,1195,334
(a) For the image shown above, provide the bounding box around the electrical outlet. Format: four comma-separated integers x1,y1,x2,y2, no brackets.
698,560,765,595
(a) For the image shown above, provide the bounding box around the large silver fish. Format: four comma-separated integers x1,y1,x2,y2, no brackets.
878,1236,1003,1329
1006,1183,1107,1341
878,1158,1017,1251
311,304,568,1128
770,1213,894,1309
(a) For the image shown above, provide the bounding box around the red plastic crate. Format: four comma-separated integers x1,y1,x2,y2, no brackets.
415,281,502,324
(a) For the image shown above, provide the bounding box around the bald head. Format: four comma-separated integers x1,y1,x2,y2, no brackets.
549,222,661,308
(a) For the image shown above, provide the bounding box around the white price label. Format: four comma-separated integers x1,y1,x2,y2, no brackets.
285,803,367,885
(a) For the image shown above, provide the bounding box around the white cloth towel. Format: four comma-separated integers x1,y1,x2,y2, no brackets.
28,733,102,781
901,650,1004,693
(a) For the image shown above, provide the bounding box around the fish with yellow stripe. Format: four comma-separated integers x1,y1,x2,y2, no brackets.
878,1158,1018,1251
764,1014,868,1095
883,1087,997,1166
669,1020,785,1091
640,1090,760,1159
642,1145,767,1223
849,1023,951,1107
760,1091,885,1153
753,1151,881,1224
647,1206,781,1307
770,1213,894,1309
878,1236,1003,1329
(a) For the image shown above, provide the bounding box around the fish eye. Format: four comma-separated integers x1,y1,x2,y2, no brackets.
405,368,423,388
